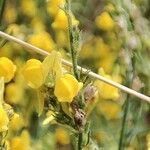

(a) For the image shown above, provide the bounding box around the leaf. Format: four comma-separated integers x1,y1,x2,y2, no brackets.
0,77,4,107
42,51,63,86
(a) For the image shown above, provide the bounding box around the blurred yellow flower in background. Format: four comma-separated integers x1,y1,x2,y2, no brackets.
55,128,70,145
10,130,31,150
9,113,24,131
97,101,121,120
30,17,46,32
47,0,64,17
4,3,17,24
0,107,9,132
20,0,36,18
95,68,120,100
95,11,114,31
27,31,55,52
54,74,83,102
52,10,79,30
22,59,44,89
0,57,16,83
5,83,21,104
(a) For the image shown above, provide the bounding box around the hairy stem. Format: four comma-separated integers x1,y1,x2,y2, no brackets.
118,50,134,150
78,132,83,150
66,0,79,80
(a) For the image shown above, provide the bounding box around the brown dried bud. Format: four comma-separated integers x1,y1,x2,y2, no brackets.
132,76,144,91
74,109,86,129
84,84,97,101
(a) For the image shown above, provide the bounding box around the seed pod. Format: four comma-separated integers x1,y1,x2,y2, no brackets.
74,109,86,129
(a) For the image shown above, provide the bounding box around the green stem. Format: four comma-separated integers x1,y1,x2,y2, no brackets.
118,96,130,150
118,50,134,150
0,0,6,25
66,0,79,80
78,132,83,150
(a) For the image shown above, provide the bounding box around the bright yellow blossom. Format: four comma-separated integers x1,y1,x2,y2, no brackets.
52,10,79,30
0,107,9,132
10,130,31,150
0,57,16,83
95,11,114,31
22,59,44,89
47,0,64,17
54,74,83,102
27,31,55,52
94,68,119,100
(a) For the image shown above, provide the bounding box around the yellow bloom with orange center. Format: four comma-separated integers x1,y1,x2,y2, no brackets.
0,57,16,83
22,59,44,89
9,113,24,131
27,31,55,52
54,74,83,103
55,128,70,145
10,130,31,150
95,11,114,31
0,107,9,132
52,10,79,30
94,68,120,100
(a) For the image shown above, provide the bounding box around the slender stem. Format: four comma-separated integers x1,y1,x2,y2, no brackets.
66,0,79,80
118,96,130,150
78,132,83,150
0,0,6,25
118,50,134,150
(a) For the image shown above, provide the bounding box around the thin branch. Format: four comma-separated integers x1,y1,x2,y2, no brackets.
0,31,149,103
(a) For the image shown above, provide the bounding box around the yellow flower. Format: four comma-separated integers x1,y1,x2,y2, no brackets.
4,3,17,24
27,31,55,52
54,74,83,103
20,0,36,18
0,57,16,83
9,113,24,131
52,10,79,30
11,130,31,150
5,83,20,104
94,68,119,100
55,128,70,145
47,0,64,17
22,59,44,89
0,107,9,132
97,101,121,120
95,11,114,31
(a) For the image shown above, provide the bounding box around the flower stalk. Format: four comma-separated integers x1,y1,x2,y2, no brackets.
118,48,135,150
65,0,79,80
